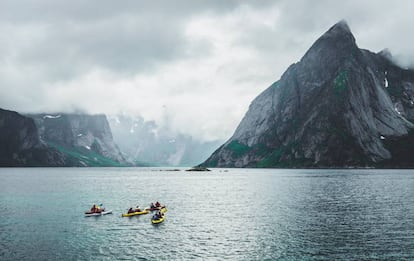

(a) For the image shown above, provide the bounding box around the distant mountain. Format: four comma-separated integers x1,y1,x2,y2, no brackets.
202,20,414,168
0,108,219,167
0,108,66,166
108,115,222,166
28,113,128,167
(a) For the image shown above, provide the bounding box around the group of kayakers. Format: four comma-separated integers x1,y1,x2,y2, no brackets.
86,201,166,224
124,201,166,224
126,201,162,214
151,202,166,224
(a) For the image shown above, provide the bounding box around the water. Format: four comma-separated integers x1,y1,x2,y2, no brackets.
0,168,413,260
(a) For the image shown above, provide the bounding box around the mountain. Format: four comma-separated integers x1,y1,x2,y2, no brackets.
201,20,414,168
28,113,128,167
108,115,222,166
0,108,66,166
1,108,219,167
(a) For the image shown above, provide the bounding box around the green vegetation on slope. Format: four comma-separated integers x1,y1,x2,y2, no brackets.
47,141,125,167
333,70,348,96
226,140,250,157
256,142,312,168
256,147,284,167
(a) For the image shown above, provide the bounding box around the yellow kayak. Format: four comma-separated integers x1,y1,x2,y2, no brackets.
161,207,167,213
122,210,149,217
151,215,165,224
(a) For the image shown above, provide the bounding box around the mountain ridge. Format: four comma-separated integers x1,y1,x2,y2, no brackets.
0,108,133,167
0,108,67,166
28,113,128,166
201,20,414,168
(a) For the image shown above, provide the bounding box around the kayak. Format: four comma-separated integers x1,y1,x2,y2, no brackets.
151,215,165,224
146,206,167,212
121,210,149,217
84,210,113,217
161,207,167,213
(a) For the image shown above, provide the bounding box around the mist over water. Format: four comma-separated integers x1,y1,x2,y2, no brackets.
0,168,413,260
108,115,223,166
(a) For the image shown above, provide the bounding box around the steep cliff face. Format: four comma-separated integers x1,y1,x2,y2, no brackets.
202,20,414,168
0,108,66,166
29,113,127,166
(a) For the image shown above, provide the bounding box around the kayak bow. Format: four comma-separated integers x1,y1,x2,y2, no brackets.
84,210,113,217
122,210,149,217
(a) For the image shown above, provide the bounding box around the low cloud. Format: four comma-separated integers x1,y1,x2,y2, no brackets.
1,0,414,141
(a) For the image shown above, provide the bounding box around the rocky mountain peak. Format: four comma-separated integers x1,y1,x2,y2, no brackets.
327,19,352,35
201,21,414,168
298,20,358,82
318,20,354,43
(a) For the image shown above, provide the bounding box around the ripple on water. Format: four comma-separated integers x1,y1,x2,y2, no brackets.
0,168,413,260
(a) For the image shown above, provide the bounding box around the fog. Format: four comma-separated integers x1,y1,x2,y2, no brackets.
1,0,413,141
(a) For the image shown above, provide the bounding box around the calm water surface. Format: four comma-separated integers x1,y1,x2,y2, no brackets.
0,168,413,260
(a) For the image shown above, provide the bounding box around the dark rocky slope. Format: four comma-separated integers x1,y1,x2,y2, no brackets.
28,113,127,166
0,108,66,166
201,20,414,168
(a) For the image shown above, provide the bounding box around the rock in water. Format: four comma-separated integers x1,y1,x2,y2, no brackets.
201,20,414,168
185,167,211,171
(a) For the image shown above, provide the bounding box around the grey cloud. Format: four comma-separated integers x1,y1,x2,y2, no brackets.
0,0,276,81
0,0,261,25
1,0,414,140
2,13,187,80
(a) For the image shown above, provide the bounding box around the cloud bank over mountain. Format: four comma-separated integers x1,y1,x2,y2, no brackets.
1,0,414,141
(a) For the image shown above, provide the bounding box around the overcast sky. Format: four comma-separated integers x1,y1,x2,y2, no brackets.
1,0,413,141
